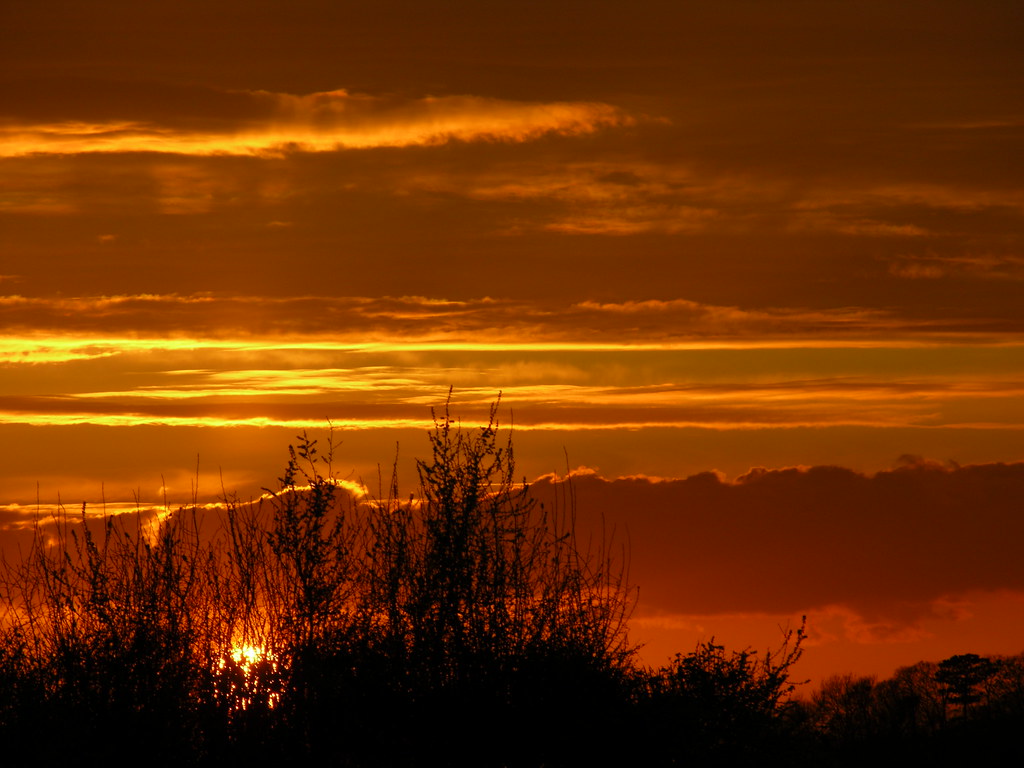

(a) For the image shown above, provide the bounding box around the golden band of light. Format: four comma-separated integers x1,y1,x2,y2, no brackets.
5,334,1022,365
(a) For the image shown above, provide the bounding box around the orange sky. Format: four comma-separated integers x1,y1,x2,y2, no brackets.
3,0,1024,687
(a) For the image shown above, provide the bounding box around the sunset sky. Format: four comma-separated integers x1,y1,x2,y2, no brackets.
3,0,1024,686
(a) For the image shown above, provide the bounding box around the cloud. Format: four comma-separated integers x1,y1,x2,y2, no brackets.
569,299,936,337
871,183,1024,215
530,461,1024,628
889,253,1024,281
395,152,1024,243
403,160,763,236
4,293,1008,343
3,296,1024,435
544,205,718,235
798,217,930,238
6,351,1024,438
0,83,631,157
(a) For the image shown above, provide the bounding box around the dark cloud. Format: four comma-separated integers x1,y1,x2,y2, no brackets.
532,461,1024,625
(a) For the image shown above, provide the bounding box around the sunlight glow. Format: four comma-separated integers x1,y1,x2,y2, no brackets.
0,96,628,157
219,642,281,712
5,328,1023,368
231,643,266,671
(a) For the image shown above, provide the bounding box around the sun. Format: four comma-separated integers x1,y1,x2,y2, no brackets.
217,641,281,712
230,643,265,672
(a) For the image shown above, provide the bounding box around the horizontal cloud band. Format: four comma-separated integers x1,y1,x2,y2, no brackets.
3,293,1018,342
1,86,630,156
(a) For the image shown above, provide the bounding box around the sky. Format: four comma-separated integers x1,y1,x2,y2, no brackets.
2,0,1024,686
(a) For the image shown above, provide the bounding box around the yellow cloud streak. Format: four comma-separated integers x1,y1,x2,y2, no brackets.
504,382,1024,406
0,412,431,430
0,94,628,157
5,334,1017,366
3,409,1022,432
4,294,1022,351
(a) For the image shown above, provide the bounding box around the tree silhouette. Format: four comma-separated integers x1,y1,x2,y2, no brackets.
936,653,998,718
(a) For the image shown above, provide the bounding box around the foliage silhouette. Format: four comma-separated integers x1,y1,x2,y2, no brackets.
802,653,1024,766
0,505,228,762
0,400,648,765
936,652,999,717
637,622,807,765
0,397,917,767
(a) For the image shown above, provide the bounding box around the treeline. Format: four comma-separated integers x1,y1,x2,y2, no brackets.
0,406,1019,766
797,652,1024,765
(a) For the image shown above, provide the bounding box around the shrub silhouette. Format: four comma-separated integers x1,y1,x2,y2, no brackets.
639,623,807,766
0,505,228,762
0,401,639,764
0,398,821,766
215,400,638,764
